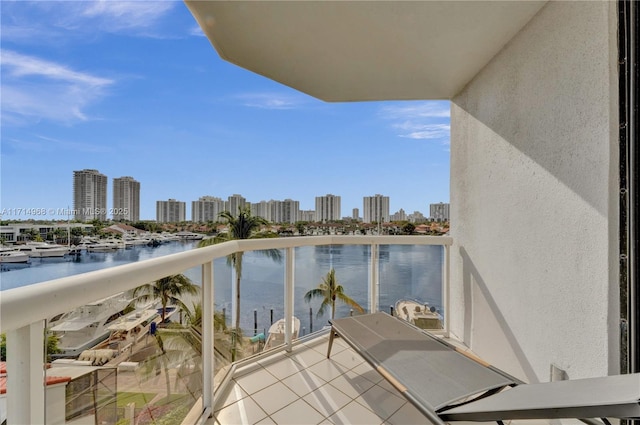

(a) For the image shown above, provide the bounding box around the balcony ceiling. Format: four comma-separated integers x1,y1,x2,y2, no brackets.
186,1,547,101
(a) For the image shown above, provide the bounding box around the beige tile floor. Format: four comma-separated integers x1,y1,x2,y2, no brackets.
206,333,429,425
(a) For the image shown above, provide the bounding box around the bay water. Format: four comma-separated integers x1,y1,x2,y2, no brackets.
0,241,444,336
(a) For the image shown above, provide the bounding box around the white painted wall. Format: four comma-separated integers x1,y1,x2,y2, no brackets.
450,1,619,382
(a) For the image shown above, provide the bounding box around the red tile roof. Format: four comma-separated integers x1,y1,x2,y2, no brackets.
0,362,71,394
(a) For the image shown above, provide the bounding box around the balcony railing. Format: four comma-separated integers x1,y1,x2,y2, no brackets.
0,235,452,424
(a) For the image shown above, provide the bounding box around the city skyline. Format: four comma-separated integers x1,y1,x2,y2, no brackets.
70,167,447,223
1,2,450,221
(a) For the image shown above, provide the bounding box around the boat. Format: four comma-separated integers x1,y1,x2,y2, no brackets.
176,231,205,241
92,309,161,353
84,241,120,252
394,299,443,330
14,242,69,258
0,249,30,264
263,316,300,350
49,292,134,358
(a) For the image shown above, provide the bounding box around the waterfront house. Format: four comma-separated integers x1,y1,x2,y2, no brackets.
1,1,634,424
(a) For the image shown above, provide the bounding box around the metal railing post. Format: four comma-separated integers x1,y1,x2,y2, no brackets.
284,247,295,352
202,261,214,415
6,321,45,425
444,244,451,338
369,242,379,313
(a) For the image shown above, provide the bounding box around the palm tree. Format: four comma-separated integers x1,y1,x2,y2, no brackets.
133,274,200,323
304,268,365,320
198,207,282,360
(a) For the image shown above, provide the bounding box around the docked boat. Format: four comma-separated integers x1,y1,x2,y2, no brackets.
0,249,30,264
93,309,161,353
263,316,300,350
176,231,204,241
15,242,69,258
84,241,120,252
394,299,443,330
49,292,134,358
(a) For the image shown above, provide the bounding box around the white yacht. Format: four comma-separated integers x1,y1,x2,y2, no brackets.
49,292,134,358
0,249,30,264
15,242,69,258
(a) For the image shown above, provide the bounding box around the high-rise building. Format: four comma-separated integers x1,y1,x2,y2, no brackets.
352,208,360,221
281,199,300,224
156,199,186,223
252,201,271,222
430,202,450,222
315,194,341,222
73,169,108,222
227,194,247,217
192,196,225,222
363,194,390,224
112,176,140,222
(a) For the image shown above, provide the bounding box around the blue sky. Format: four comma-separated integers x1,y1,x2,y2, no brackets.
1,1,450,221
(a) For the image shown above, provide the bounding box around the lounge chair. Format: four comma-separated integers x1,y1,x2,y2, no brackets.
327,312,639,424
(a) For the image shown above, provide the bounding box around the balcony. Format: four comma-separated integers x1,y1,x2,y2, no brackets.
0,235,452,424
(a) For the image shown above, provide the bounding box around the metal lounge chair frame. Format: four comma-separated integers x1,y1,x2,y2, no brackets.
327,312,639,424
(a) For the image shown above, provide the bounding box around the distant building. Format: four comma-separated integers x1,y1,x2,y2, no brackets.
430,202,450,222
156,199,186,223
192,196,225,222
252,201,272,221
390,208,406,222
352,208,360,221
363,194,390,223
315,194,341,222
112,176,140,222
280,199,300,224
408,211,427,223
0,223,93,243
299,210,315,222
73,169,108,222
227,194,247,217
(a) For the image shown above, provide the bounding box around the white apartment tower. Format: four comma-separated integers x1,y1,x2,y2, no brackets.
73,169,108,222
281,199,300,224
315,194,341,222
252,201,272,222
430,202,450,222
156,199,186,223
112,176,140,222
227,194,247,217
352,208,360,221
363,194,390,224
192,196,225,222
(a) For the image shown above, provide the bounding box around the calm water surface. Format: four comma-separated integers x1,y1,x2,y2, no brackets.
1,242,444,335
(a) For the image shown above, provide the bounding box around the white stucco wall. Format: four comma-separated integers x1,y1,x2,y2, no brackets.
450,1,619,382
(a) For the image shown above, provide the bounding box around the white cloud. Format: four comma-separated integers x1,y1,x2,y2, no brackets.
78,1,177,33
2,134,111,154
379,101,451,143
1,1,179,42
236,93,305,110
395,123,451,140
190,25,205,37
380,102,450,119
1,50,114,125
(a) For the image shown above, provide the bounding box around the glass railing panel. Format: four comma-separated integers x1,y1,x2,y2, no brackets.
296,245,369,334
44,270,203,425
213,249,286,361
378,244,445,330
